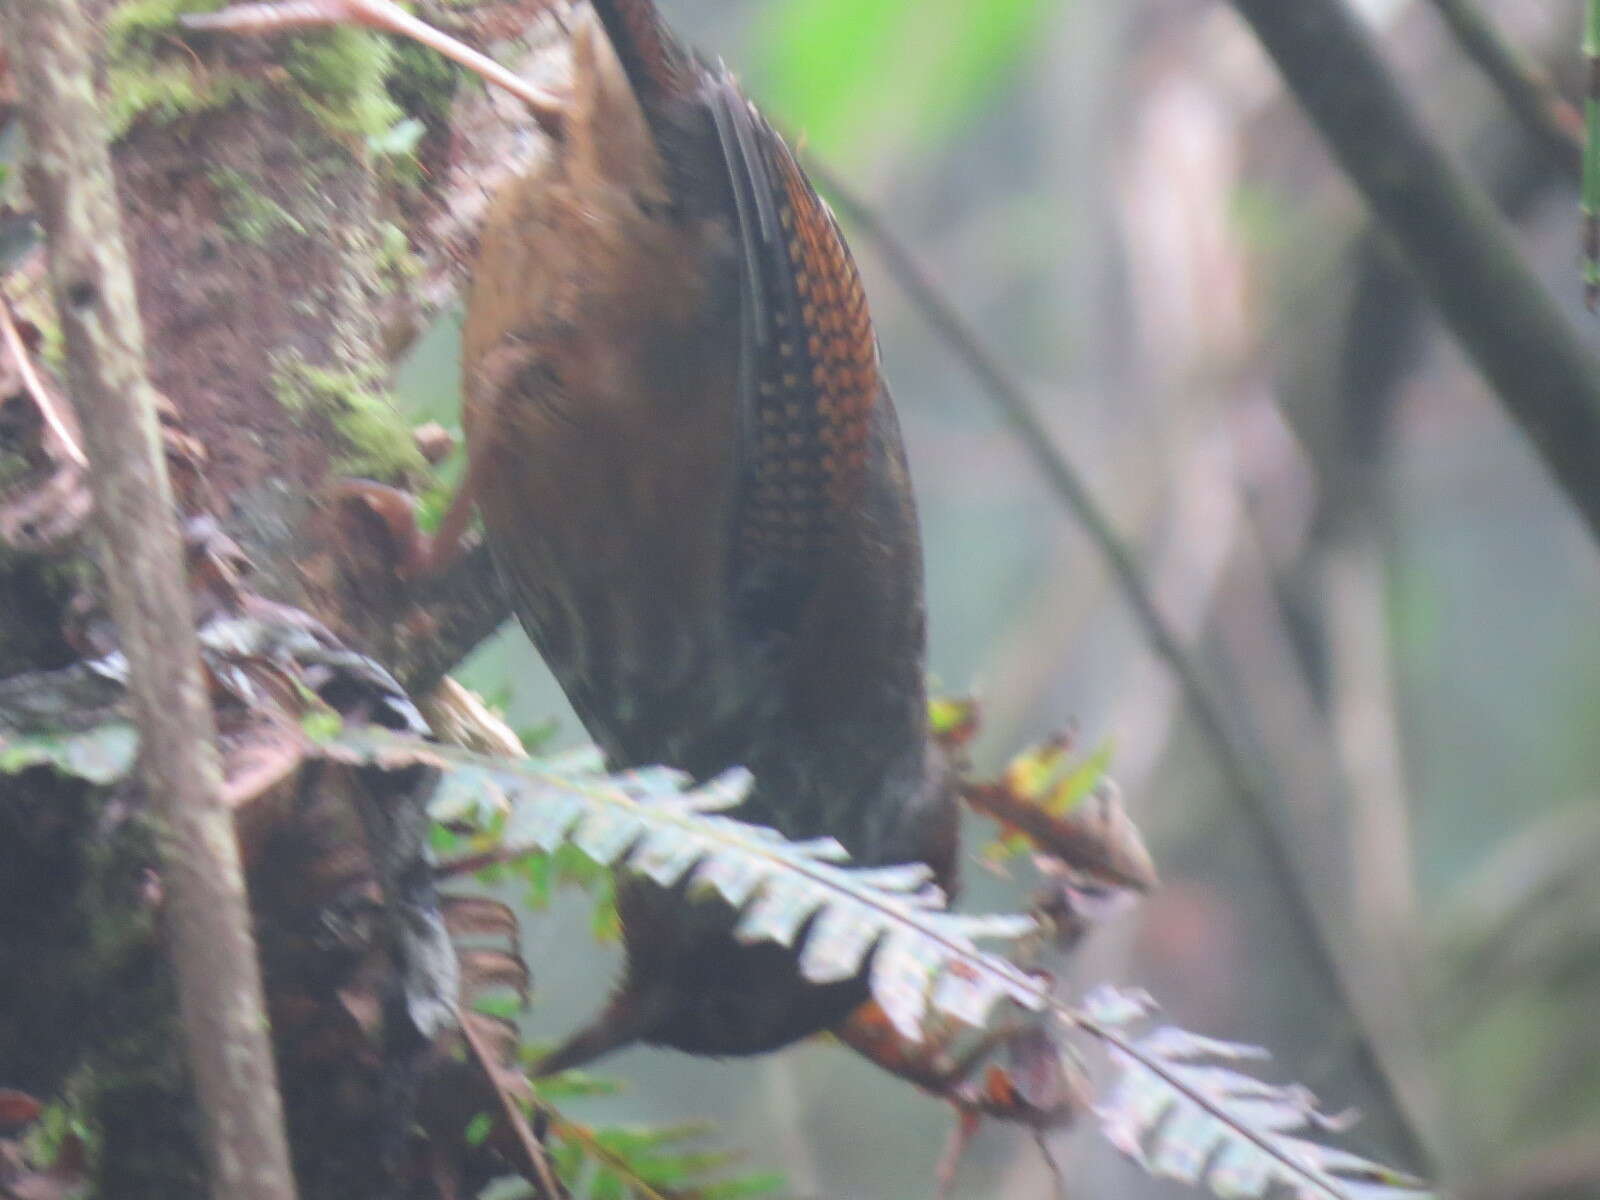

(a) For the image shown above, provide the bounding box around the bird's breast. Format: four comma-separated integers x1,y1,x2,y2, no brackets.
463,201,757,767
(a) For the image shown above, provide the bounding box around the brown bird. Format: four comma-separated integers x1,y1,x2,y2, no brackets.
197,0,959,1073
477,0,959,1074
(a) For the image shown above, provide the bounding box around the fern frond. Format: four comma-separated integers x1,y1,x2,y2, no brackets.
324,729,1436,1200
325,726,1039,1040
1084,987,1436,1200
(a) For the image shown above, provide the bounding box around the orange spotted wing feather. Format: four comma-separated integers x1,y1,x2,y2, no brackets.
708,82,882,633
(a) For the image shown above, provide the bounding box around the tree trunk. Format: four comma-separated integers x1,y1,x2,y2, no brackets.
0,3,560,1194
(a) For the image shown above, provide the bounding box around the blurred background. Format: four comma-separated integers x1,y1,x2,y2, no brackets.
397,0,1600,1195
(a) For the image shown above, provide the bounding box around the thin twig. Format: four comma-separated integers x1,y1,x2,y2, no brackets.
1426,0,1582,178
183,0,566,137
1229,0,1600,546
808,158,1436,1175
0,296,86,467
0,2,299,1198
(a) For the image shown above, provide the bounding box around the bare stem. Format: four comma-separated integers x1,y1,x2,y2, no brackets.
0,297,86,467
0,2,299,1197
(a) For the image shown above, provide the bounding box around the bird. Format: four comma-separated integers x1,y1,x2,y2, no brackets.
472,0,959,1074
192,0,960,1074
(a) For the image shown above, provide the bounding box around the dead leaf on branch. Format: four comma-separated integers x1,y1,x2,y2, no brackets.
966,731,1158,894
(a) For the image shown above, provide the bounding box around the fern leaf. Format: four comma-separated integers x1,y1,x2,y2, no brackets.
1084,987,1436,1200
323,729,1435,1200
326,727,1039,1040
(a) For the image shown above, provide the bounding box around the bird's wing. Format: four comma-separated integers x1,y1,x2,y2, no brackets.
706,77,882,640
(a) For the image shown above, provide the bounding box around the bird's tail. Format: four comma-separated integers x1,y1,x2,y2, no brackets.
585,0,691,105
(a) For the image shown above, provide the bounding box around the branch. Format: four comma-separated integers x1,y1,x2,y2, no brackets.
1426,0,1582,178
0,2,299,1198
1228,0,1600,548
809,161,1437,1175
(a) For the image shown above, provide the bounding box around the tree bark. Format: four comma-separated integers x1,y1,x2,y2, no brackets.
0,2,562,1194
0,2,299,1197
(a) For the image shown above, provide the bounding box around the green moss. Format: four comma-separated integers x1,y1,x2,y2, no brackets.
103,0,228,58
106,61,196,138
25,1085,98,1176
103,1,460,170
103,0,260,139
284,27,403,141
271,353,426,480
0,448,29,497
374,221,422,292
207,166,307,246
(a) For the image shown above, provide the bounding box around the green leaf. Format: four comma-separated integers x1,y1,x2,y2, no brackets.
472,992,523,1020
299,708,343,742
517,849,555,909
0,722,139,785
518,716,561,754
367,115,426,159
463,1111,493,1147
523,1059,624,1100
549,1116,785,1200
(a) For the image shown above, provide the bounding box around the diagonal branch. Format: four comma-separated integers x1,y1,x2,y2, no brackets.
0,2,299,1198
1229,0,1600,547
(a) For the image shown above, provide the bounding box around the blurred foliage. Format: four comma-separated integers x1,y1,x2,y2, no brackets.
752,0,1053,162
1431,804,1600,1172
544,1117,785,1200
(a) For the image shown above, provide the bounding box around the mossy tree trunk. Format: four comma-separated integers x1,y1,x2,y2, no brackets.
0,3,556,1195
